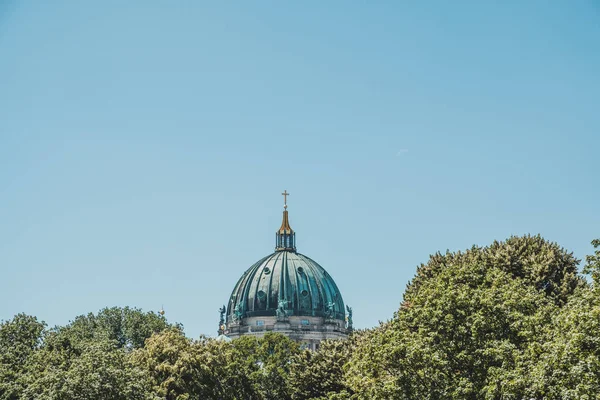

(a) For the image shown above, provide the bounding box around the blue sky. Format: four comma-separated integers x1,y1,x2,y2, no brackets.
1,1,599,338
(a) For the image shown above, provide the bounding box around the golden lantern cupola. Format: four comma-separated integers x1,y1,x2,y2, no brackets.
276,190,296,252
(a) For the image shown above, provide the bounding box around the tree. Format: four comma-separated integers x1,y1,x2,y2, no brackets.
583,238,600,285
130,328,207,400
524,285,600,399
12,307,172,400
131,328,255,400
59,306,172,350
345,235,576,399
131,330,298,400
1,236,593,399
406,235,582,305
0,314,45,400
21,339,151,400
238,332,300,400
288,338,354,400
524,239,600,399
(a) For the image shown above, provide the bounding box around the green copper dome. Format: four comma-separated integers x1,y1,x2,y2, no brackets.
226,251,346,322
225,198,346,324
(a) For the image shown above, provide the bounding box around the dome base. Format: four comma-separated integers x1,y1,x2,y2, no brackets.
224,315,348,350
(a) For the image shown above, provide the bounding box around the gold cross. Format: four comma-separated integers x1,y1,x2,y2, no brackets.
281,190,290,209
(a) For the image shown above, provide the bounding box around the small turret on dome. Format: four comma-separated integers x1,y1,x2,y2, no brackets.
276,190,296,252
278,210,294,235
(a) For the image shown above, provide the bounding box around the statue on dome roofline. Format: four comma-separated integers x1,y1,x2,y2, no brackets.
325,292,339,320
325,301,336,319
218,305,226,334
219,305,226,325
276,297,289,321
346,305,353,330
233,302,244,323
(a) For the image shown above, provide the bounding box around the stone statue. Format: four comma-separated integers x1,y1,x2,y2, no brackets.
276,297,289,321
346,305,353,330
233,302,244,323
217,305,226,334
325,300,336,319
219,305,226,326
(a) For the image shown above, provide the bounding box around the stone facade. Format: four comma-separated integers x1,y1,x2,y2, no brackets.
225,316,347,351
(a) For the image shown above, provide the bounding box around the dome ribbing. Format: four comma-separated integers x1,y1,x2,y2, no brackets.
226,251,345,322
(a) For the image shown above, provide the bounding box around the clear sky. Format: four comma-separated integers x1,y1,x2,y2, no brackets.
1,1,599,338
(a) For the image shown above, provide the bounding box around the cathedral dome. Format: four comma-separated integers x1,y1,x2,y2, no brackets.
224,191,347,328
226,251,346,322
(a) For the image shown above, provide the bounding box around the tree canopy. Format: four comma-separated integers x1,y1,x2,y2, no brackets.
1,235,598,400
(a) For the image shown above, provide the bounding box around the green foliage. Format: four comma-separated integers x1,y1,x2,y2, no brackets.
345,235,582,399
2,236,598,400
406,235,582,305
57,306,172,350
0,314,45,400
1,307,173,400
131,328,213,400
239,332,300,399
527,285,600,398
21,339,151,400
583,238,600,285
13,306,171,400
289,338,354,400
131,330,299,400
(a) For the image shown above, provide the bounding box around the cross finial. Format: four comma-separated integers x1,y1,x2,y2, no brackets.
281,190,289,209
